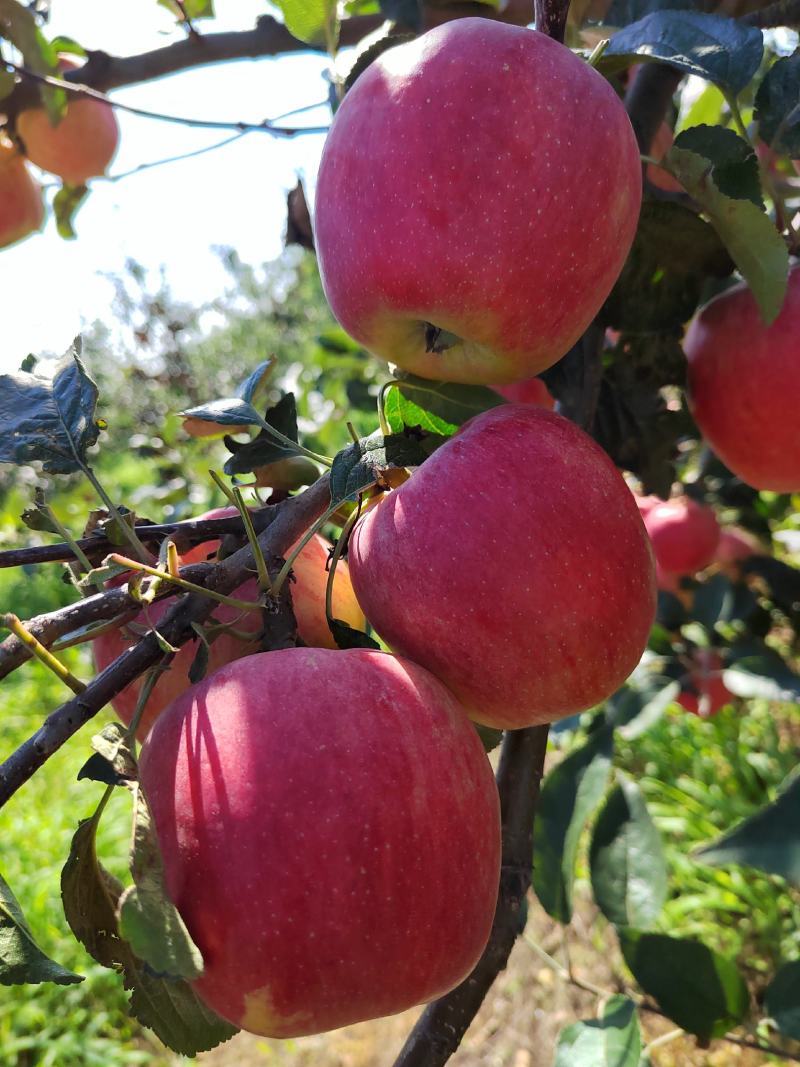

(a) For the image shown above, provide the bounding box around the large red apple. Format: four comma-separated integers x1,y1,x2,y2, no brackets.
139,647,501,1036
93,507,364,736
314,19,641,385
642,497,720,577
0,138,44,249
684,267,800,492
17,58,119,184
348,405,656,729
493,378,555,409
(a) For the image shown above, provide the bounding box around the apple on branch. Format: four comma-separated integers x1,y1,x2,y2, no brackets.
0,137,44,249
315,18,642,385
139,647,501,1037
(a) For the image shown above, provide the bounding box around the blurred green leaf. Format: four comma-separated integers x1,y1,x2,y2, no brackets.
0,870,82,986
223,393,301,474
755,53,800,157
765,959,800,1040
532,726,614,923
590,779,667,928
158,0,215,19
0,0,65,121
606,677,681,740
554,995,641,1066
53,183,89,240
619,930,749,1039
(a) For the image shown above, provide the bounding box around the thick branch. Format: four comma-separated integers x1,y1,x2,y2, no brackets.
393,726,549,1067
0,475,331,808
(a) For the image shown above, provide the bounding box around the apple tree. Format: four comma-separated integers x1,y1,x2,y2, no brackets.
1,0,800,1064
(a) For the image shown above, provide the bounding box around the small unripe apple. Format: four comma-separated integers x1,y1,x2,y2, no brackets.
493,378,555,409
0,138,44,249
93,507,364,736
17,58,119,184
315,18,641,385
139,647,501,1036
349,405,656,729
677,649,731,717
642,497,720,577
684,267,800,492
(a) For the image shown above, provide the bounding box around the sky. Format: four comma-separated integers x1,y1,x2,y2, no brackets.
0,1,333,372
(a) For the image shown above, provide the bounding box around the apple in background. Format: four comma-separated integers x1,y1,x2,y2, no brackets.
684,267,800,492
140,647,501,1036
634,493,663,518
647,122,683,193
0,138,44,249
349,405,656,730
642,497,720,578
315,19,641,385
677,649,732,717
93,506,364,737
493,378,555,409
716,526,764,565
16,58,119,184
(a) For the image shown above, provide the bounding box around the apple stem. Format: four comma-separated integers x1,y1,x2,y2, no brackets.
107,554,264,613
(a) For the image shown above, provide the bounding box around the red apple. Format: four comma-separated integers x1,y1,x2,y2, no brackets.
642,497,720,577
684,267,800,492
677,649,731,717
634,493,663,518
0,138,44,249
139,647,501,1036
17,58,119,184
716,526,764,565
93,507,364,736
493,378,555,409
348,405,656,729
315,19,642,385
647,122,683,193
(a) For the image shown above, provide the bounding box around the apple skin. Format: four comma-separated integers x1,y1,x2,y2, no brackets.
677,649,731,717
642,497,720,578
93,507,364,736
684,267,800,492
17,59,119,184
139,647,501,1037
493,378,555,409
348,405,656,729
0,139,44,249
315,19,642,385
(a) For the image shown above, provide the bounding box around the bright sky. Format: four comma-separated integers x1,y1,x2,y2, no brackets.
0,1,332,372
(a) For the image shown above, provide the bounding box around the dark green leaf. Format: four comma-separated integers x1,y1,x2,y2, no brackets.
0,338,101,474
118,784,203,980
234,359,273,404
765,959,800,1040
474,723,503,754
619,930,749,1039
20,487,61,535
532,726,614,923
127,972,238,1056
605,0,693,27
723,646,800,702
692,573,734,630
188,638,210,684
78,752,127,786
603,11,763,96
606,678,681,740
328,617,380,650
53,183,89,239
590,779,667,928
329,429,445,506
755,53,800,157
180,397,261,428
665,141,789,323
554,995,642,1066
386,374,503,434
673,126,762,206
90,722,138,781
223,393,301,475
0,68,15,101
0,870,82,986
694,773,800,882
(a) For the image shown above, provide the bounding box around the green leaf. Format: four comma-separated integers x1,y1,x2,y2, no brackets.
0,0,66,122
672,126,762,206
235,359,273,405
755,53,800,157
606,677,681,740
222,393,301,475
532,726,614,923
273,0,338,48
385,375,503,435
723,647,800,703
61,798,237,1054
53,183,89,239
474,723,503,754
158,0,215,20
602,11,763,96
0,870,82,986
90,722,138,782
0,337,101,474
180,397,261,428
0,67,15,101
328,617,380,650
677,82,726,133
765,959,800,1040
20,487,62,535
619,930,749,1039
329,429,445,506
694,773,800,882
118,783,203,980
590,779,667,928
78,752,128,787
554,995,642,1067
665,142,789,324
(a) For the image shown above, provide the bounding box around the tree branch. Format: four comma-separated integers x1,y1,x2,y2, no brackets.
392,726,549,1067
0,475,331,808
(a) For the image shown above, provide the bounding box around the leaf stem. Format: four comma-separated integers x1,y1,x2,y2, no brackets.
377,381,397,435
254,414,333,468
108,555,263,612
0,614,86,694
79,462,152,562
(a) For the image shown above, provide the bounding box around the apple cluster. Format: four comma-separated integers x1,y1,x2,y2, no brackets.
99,19,663,1042
0,57,118,250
